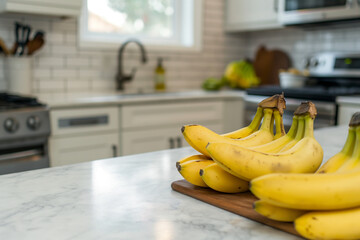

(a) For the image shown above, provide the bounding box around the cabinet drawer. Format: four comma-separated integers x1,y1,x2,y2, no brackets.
122,101,223,129
49,133,119,167
121,123,223,156
50,107,119,136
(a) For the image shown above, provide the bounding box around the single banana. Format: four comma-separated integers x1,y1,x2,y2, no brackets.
222,107,263,139
295,207,360,240
253,200,306,222
251,115,298,154
317,126,356,173
176,154,210,169
250,166,360,210
177,159,214,187
182,108,275,157
278,116,305,152
199,163,249,193
208,106,323,181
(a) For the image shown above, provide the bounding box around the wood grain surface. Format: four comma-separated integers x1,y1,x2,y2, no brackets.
171,180,300,237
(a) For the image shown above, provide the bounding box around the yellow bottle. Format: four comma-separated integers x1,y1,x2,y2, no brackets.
154,57,166,91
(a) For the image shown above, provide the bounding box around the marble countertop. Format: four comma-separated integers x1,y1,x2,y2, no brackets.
36,90,246,109
0,125,347,240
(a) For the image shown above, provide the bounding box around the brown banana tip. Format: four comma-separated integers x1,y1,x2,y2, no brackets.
176,162,180,169
294,101,317,119
258,94,286,115
199,169,204,176
181,126,185,133
177,163,181,172
206,142,210,149
349,112,360,127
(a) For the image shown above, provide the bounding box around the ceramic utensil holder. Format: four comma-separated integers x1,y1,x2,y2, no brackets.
4,57,33,95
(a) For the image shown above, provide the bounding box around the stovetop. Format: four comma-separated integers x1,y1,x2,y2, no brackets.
246,85,360,102
0,93,46,111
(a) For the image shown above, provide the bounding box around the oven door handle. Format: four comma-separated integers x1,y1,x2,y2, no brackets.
0,149,43,162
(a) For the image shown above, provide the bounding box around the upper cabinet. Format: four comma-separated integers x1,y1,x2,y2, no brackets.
225,0,282,32
0,0,82,17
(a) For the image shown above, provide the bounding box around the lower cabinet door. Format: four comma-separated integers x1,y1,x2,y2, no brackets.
121,123,222,156
49,133,119,167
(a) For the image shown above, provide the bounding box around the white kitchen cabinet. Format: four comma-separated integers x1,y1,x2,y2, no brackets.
225,0,282,32
49,133,119,166
49,106,120,167
338,105,360,125
0,0,82,17
120,100,228,155
121,123,222,156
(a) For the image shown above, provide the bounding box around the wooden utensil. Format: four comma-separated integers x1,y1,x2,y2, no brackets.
253,46,292,86
0,38,10,56
27,34,45,55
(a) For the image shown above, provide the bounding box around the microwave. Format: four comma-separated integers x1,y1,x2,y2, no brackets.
278,0,360,25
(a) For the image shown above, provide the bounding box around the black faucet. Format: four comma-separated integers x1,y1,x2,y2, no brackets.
116,39,148,90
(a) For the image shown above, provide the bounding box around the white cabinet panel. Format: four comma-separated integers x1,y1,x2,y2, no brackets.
122,101,223,129
338,105,360,125
50,133,119,167
0,0,82,16
50,107,119,136
225,0,282,32
121,123,222,156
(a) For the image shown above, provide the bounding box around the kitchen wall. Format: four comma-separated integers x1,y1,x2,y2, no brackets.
243,23,360,69
0,0,246,97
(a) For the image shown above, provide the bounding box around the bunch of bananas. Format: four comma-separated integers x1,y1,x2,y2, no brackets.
251,112,360,240
176,94,324,196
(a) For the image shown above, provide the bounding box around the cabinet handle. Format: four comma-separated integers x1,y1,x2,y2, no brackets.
176,137,182,148
112,145,117,157
274,0,279,12
169,138,175,149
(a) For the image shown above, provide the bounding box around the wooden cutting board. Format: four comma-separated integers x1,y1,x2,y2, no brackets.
171,180,300,237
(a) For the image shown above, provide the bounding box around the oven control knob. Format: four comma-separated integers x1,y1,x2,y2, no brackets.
27,116,41,130
4,117,19,133
310,58,319,67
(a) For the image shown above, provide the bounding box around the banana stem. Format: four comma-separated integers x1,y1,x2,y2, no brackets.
248,107,264,131
303,115,314,138
294,116,305,140
341,127,356,156
351,126,360,160
270,112,275,136
286,116,299,138
274,110,285,139
259,109,274,131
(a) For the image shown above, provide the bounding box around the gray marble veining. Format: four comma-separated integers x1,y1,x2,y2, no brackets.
0,125,348,240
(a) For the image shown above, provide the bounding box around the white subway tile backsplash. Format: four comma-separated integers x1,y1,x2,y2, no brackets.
38,57,65,68
66,57,90,68
53,69,77,78
33,68,51,78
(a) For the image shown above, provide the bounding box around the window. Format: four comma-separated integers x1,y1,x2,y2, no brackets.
79,0,202,51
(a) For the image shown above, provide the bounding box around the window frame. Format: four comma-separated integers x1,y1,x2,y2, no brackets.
78,0,203,52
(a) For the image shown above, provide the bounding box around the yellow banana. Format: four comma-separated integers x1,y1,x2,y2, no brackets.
317,126,356,173
250,167,360,210
222,107,263,139
199,163,249,193
253,200,306,222
182,108,275,157
208,110,323,181
295,207,360,240
176,154,210,169
251,115,298,154
177,159,214,187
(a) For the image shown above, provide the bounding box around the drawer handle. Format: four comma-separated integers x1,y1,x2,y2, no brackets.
176,137,182,148
169,138,175,149
112,145,117,157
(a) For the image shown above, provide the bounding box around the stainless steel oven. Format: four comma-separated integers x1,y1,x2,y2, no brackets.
278,0,360,25
0,93,50,175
